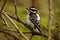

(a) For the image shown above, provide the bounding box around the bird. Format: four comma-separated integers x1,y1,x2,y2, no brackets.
27,6,41,33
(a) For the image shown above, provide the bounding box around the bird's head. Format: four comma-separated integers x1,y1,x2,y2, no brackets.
27,6,37,14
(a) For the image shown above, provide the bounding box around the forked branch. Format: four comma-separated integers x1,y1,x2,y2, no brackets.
2,11,29,40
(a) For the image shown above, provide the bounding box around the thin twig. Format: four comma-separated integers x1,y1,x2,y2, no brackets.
0,0,7,13
48,0,54,40
29,35,33,40
14,0,19,19
0,0,7,24
2,11,29,40
0,29,20,40
1,14,10,28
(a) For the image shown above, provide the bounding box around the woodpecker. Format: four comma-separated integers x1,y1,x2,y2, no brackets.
27,6,41,33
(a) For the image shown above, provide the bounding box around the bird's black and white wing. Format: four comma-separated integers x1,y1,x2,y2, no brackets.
27,13,41,33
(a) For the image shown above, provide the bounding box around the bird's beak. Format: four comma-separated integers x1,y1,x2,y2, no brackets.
26,8,29,11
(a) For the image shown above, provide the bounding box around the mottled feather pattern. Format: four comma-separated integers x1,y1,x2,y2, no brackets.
29,13,41,33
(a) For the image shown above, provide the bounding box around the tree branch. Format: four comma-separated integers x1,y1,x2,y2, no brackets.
2,28,48,38
48,0,54,40
0,29,20,40
2,11,29,40
1,14,10,28
0,0,7,13
0,0,7,24
14,0,19,19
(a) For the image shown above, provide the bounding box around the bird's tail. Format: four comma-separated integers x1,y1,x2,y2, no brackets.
35,24,42,33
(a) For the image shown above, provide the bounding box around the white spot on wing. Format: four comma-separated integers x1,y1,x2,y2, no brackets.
36,14,40,21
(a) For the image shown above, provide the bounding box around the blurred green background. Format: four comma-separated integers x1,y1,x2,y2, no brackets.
0,0,60,40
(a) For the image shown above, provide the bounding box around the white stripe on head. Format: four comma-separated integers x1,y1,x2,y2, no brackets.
31,8,35,10
30,10,36,13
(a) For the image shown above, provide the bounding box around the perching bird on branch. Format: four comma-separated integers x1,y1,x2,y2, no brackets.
27,6,41,33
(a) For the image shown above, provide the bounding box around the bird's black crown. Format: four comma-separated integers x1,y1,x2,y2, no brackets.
29,6,37,13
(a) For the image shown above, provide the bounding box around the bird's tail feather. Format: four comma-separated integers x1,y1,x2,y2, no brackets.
35,25,41,33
